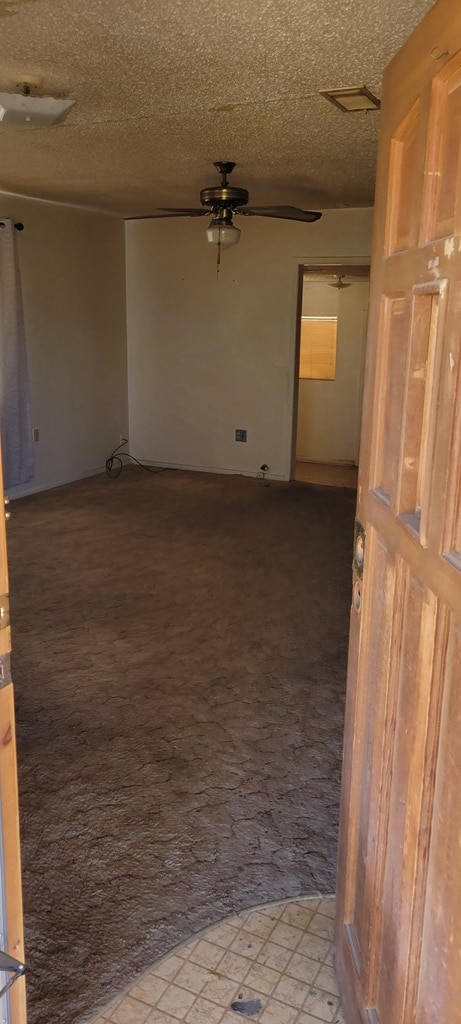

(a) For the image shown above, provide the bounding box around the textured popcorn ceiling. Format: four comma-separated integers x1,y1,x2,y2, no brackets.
0,0,435,217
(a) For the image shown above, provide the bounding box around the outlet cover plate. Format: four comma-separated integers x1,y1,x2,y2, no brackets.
235,429,247,442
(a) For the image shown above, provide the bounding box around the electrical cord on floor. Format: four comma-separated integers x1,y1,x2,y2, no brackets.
105,439,167,479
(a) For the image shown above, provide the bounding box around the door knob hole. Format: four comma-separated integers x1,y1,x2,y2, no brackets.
355,535,364,568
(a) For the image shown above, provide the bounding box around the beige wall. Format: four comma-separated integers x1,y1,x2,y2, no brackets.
1,201,372,497
125,209,373,480
3,195,127,498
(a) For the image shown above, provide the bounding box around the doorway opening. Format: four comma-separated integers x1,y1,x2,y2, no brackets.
291,264,370,486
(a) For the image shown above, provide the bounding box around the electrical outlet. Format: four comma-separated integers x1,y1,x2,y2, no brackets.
235,429,247,442
119,434,128,445
32,428,40,442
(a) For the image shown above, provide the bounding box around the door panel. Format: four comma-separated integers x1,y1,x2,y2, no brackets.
386,101,422,255
422,56,461,243
416,619,461,1023
371,293,408,501
336,3,461,1022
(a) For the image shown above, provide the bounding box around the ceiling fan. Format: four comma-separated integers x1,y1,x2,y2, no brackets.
134,161,322,267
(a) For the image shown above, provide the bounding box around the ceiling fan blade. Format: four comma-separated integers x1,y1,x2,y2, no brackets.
126,209,208,221
157,207,209,216
239,206,322,223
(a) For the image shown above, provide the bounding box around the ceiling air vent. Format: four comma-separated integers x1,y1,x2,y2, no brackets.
319,85,381,112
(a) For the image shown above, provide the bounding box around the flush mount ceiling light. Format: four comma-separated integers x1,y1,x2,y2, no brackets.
0,81,75,126
319,85,381,112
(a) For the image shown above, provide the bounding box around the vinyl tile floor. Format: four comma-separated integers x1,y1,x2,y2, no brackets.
90,897,344,1024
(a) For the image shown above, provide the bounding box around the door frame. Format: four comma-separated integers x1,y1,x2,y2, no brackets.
289,257,371,480
0,445,26,1024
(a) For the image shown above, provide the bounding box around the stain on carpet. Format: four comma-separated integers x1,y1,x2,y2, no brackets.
7,468,356,1024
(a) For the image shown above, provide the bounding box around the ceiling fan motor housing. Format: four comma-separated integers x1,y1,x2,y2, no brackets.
200,184,249,211
200,160,248,213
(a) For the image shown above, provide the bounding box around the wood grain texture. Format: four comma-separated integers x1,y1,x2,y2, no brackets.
336,2,461,1023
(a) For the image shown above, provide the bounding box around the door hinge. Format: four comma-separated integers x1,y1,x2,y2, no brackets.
0,654,11,689
0,949,26,999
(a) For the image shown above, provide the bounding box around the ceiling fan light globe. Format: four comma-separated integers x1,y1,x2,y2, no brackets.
206,223,241,248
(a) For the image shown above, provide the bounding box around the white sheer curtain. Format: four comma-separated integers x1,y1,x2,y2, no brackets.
0,220,34,488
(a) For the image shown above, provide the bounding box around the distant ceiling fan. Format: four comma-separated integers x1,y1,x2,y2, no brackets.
136,161,322,269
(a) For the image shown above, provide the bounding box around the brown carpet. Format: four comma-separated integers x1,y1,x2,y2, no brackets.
8,468,356,1024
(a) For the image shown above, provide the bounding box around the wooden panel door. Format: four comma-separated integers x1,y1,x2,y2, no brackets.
0,449,26,1024
335,2,461,1022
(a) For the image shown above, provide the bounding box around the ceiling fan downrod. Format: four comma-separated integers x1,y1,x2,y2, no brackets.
214,161,236,187
200,161,249,214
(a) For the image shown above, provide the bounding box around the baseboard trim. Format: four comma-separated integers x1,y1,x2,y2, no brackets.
134,459,288,482
296,458,357,467
8,465,107,500
9,460,290,499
